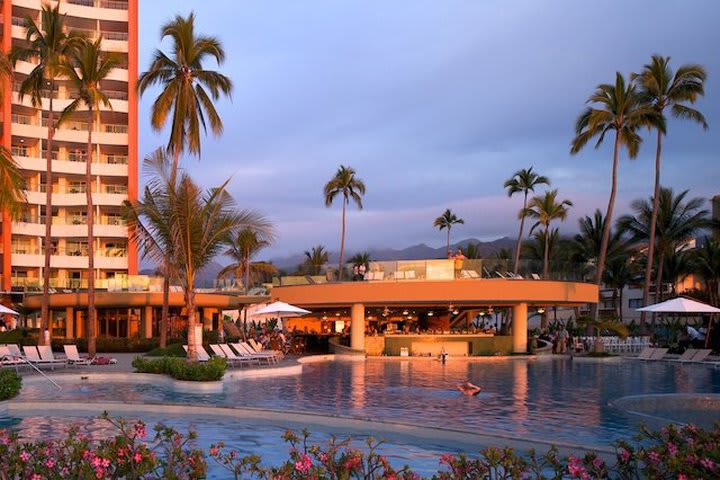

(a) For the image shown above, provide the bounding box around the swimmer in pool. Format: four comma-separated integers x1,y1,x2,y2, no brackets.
457,381,481,396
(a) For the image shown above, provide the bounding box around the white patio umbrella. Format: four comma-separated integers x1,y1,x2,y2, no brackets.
637,297,720,314
0,304,19,315
254,301,311,317
637,297,720,348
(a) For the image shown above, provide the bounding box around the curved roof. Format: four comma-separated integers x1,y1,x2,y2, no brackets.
23,291,268,310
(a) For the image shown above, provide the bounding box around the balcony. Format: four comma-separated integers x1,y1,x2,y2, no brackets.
14,155,129,177
13,214,128,238
13,0,129,22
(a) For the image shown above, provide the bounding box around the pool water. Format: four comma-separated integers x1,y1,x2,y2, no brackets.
7,357,720,463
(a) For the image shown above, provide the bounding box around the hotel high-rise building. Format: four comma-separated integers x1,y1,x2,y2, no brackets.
0,0,138,292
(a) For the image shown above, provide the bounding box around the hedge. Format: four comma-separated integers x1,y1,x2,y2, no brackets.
145,343,187,357
132,356,226,382
0,370,22,401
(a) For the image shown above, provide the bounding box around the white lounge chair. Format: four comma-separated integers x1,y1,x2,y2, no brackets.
645,348,669,361
38,346,68,369
63,345,92,367
531,273,542,280
182,345,211,362
231,342,276,364
23,346,64,370
0,345,27,371
669,349,697,363
688,349,712,363
247,339,282,360
209,344,249,367
218,344,257,366
634,347,656,360
6,344,22,357
394,271,405,280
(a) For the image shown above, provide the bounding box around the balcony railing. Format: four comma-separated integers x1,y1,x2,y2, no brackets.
276,258,592,286
66,0,128,10
16,214,127,226
104,185,128,195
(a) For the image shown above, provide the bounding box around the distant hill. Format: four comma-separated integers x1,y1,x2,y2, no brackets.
139,260,225,288
270,237,515,271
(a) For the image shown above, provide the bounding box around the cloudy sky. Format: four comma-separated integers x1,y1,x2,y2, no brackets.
138,0,719,259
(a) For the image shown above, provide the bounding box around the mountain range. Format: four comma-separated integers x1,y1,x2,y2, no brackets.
268,237,516,271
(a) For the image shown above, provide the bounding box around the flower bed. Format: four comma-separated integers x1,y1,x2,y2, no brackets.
0,414,718,479
132,356,226,382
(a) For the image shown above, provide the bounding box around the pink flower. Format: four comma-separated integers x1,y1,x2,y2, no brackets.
667,443,678,456
209,447,219,456
134,452,143,464
19,451,30,462
620,449,631,462
319,453,328,463
678,474,689,480
44,459,56,468
700,458,717,471
647,451,661,464
134,422,147,439
294,453,312,474
592,457,604,469
31,474,42,480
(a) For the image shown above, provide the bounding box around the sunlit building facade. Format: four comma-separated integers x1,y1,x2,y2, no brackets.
0,0,138,292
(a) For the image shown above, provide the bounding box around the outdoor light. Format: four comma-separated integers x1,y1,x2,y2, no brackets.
322,315,327,320
452,309,459,315
402,309,409,315
537,308,545,314
479,311,486,317
335,312,341,317
427,311,434,317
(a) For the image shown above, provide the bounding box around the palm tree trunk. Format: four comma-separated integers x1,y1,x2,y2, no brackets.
244,249,251,292
86,112,96,355
513,192,528,274
40,82,55,346
185,284,198,362
338,200,347,280
654,251,666,303
595,133,621,320
543,224,550,279
160,260,170,349
641,130,663,330
446,228,451,254
618,287,624,323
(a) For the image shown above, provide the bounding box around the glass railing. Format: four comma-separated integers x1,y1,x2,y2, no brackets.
104,185,128,194
17,214,128,226
275,258,592,286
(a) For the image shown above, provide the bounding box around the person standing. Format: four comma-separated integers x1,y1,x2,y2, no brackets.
454,247,466,278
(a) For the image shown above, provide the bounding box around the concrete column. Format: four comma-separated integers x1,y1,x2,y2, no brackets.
144,305,153,339
512,303,528,353
65,307,74,339
350,303,365,351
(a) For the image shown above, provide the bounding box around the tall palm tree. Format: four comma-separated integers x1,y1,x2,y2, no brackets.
634,55,707,324
693,239,720,308
138,12,232,175
59,37,123,355
302,245,329,275
504,167,550,273
218,224,276,291
11,4,81,344
323,166,366,280
433,209,464,254
0,52,26,218
572,209,629,281
522,189,573,279
570,72,661,295
124,149,178,349
618,188,709,303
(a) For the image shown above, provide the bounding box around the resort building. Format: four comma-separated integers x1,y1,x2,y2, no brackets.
273,259,598,355
0,0,139,292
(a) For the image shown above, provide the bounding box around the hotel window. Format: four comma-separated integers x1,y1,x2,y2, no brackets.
68,181,87,194
66,241,88,256
628,298,643,309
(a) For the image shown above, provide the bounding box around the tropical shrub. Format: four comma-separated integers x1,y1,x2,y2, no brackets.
145,343,187,357
132,356,226,382
0,415,718,479
0,370,22,401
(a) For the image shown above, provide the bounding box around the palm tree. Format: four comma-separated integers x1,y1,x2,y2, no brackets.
124,149,177,349
348,252,371,268
218,224,276,291
0,52,26,218
618,188,709,303
11,4,81,344
59,37,123,355
522,189,573,279
138,12,233,175
302,245,330,276
323,166,366,280
572,210,630,281
602,254,638,322
570,72,661,294
693,239,720,308
522,229,558,263
433,209,464,254
504,167,550,273
464,243,483,260
634,55,707,323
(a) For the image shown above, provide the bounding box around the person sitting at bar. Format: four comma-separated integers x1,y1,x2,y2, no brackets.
457,380,481,396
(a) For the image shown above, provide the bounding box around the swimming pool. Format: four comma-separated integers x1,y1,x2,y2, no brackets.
12,357,720,445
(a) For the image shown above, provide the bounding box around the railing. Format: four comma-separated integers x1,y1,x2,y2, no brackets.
17,214,126,226
11,113,36,125
104,185,128,195
276,258,592,286
18,151,129,165
102,154,128,165
66,0,129,10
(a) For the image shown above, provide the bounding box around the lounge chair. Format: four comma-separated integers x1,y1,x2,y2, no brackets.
688,349,712,363
0,345,27,371
23,346,64,370
394,271,405,280
63,345,92,367
633,347,656,360
182,345,211,362
38,346,68,369
209,344,249,367
645,348,669,361
531,273,542,280
231,342,277,364
6,344,22,357
247,339,282,360
218,344,257,366
669,349,697,363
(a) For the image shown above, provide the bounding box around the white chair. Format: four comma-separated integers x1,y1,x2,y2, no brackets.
394,271,405,280
182,345,211,362
0,345,27,371
233,342,278,364
23,346,62,370
218,344,257,367
531,273,541,280
63,345,92,367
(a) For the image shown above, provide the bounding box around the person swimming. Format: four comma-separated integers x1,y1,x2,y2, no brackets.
457,380,481,396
